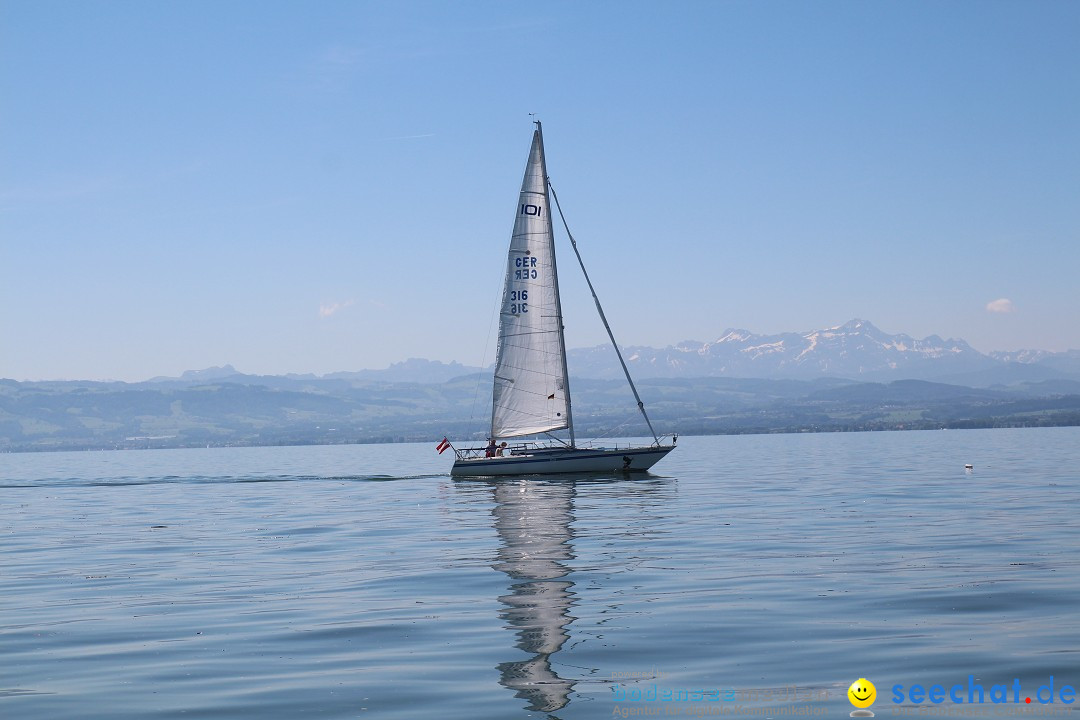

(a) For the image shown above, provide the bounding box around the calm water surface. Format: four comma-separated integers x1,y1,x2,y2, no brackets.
2,429,1078,719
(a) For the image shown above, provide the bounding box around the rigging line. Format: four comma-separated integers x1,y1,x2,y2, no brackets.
547,179,661,446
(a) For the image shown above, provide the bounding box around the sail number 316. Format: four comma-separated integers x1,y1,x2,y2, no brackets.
509,289,528,314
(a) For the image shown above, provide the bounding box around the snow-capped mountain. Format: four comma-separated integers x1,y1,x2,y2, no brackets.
569,319,1075,383
152,322,1080,386
990,348,1080,371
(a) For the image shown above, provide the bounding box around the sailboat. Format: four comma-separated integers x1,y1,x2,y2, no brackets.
447,122,675,477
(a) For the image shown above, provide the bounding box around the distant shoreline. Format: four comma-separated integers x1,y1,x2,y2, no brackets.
5,417,1078,454
4,372,1078,454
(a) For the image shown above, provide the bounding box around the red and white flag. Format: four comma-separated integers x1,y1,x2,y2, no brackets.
436,437,451,454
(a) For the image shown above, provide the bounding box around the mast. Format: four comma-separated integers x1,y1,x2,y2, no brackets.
535,121,576,447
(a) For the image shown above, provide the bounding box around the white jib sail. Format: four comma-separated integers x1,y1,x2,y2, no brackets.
491,127,571,439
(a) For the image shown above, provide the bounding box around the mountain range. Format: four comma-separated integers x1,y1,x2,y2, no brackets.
569,319,1080,385
294,319,1076,386
4,319,1079,452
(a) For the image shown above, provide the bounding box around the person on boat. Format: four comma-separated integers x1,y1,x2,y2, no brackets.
496,442,508,457
485,438,497,457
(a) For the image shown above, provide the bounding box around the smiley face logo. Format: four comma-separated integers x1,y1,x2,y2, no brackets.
848,678,877,709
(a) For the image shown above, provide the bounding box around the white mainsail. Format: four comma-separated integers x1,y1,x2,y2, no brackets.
491,125,573,440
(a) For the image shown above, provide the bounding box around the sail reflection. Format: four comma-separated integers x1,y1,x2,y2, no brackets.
450,475,677,715
491,480,576,713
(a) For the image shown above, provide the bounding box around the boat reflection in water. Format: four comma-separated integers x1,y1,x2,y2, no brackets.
490,479,577,713
453,475,676,715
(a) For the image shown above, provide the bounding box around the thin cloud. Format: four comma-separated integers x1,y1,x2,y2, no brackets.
282,44,366,95
0,172,119,203
986,298,1015,314
380,133,435,141
320,45,363,67
319,300,355,318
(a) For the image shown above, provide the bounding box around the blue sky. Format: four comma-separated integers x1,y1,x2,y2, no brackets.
2,0,1078,381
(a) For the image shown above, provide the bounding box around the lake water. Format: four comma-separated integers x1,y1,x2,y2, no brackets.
2,428,1078,719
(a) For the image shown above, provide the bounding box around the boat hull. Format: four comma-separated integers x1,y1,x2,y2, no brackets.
450,445,674,477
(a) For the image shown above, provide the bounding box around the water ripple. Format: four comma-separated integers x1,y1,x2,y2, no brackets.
1,431,1078,718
